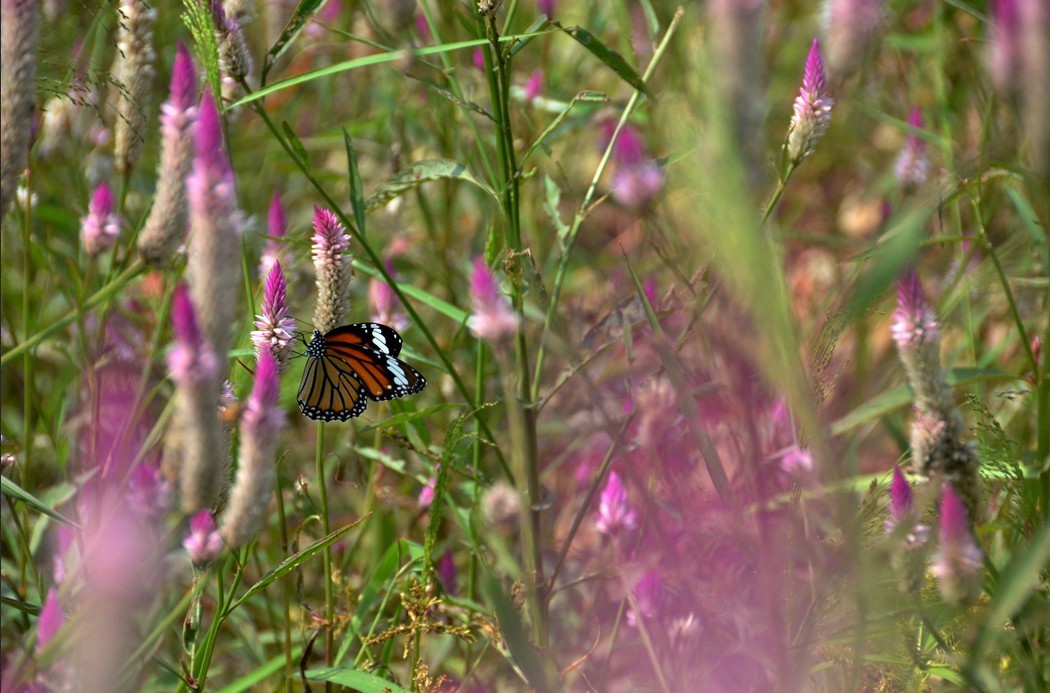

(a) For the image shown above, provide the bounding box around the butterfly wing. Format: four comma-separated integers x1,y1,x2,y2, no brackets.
324,326,426,401
297,324,426,420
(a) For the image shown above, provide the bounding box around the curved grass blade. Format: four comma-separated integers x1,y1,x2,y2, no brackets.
304,667,410,693
1,476,82,529
226,513,371,613
556,24,647,94
365,158,499,212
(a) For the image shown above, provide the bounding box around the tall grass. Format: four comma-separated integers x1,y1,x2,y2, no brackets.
2,1,1048,691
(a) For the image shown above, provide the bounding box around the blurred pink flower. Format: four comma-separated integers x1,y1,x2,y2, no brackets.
438,548,457,594
259,191,289,279
523,68,543,103
894,107,930,192
36,588,64,650
786,38,834,166
824,0,884,77
612,162,664,211
888,465,913,524
473,47,485,70
80,181,121,255
467,257,519,342
369,262,408,331
626,569,664,628
931,484,982,603
538,0,555,16
183,510,224,565
168,285,219,385
595,470,638,537
989,0,1022,92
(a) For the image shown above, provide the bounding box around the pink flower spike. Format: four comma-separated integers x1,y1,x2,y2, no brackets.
169,42,197,112
268,192,287,238
473,47,485,70
311,205,353,333
595,470,638,537
889,465,913,522
81,181,122,255
891,268,938,351
786,38,834,165
467,257,519,343
611,124,648,166
418,477,436,508
989,0,1021,92
895,107,930,191
36,588,64,650
252,261,296,369
931,484,983,603
183,510,224,565
193,91,228,180
168,285,218,384
369,262,408,331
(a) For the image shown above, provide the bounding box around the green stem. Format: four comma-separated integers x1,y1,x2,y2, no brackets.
276,472,293,693
531,9,684,395
315,422,334,688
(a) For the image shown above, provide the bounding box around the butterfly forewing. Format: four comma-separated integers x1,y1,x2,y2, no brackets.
297,323,426,421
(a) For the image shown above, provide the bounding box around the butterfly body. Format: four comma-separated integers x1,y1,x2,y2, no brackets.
298,323,426,421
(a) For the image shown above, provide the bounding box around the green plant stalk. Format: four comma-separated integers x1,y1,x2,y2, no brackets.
315,421,334,684
275,474,294,693
531,9,683,395
483,11,547,648
240,96,514,484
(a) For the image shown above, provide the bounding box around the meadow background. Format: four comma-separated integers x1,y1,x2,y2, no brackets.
1,0,1049,690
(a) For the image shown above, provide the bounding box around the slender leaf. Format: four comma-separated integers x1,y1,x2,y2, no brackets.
543,176,569,248
281,121,309,169
483,574,555,692
404,73,495,122
0,476,82,529
351,260,467,323
263,0,328,82
522,90,608,165
0,594,41,616
365,159,499,212
226,514,370,612
343,128,367,234
304,667,410,693
556,24,648,94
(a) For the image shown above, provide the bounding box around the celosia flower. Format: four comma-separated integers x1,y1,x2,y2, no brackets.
779,445,814,474
221,349,286,547
311,206,353,333
823,0,884,78
168,285,226,512
139,42,198,265
786,38,834,166
538,0,555,16
931,484,983,604
185,90,245,365
183,510,224,565
603,122,664,211
36,588,64,650
988,0,1022,93
472,47,485,70
595,471,638,537
210,0,253,84
80,181,122,255
112,0,156,174
894,107,930,192
891,269,945,411
418,470,437,508
1,0,41,219
369,262,408,331
888,465,913,524
252,261,296,369
259,191,288,279
467,257,519,342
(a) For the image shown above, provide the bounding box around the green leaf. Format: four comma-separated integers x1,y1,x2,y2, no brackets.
226,514,370,613
971,520,1050,659
557,24,647,94
262,0,329,83
350,260,467,323
343,128,367,235
543,176,569,248
404,73,495,122
830,367,1014,435
281,121,309,169
483,575,555,692
365,159,499,212
304,667,410,693
0,476,82,529
522,90,609,165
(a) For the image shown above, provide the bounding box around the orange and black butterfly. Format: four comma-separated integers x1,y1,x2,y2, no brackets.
297,323,426,421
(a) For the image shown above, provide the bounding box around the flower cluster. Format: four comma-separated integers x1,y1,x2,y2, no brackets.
786,39,834,166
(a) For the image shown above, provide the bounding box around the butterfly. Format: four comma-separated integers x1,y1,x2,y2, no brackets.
297,323,426,421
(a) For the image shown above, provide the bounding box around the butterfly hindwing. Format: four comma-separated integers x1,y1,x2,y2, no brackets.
297,323,425,421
